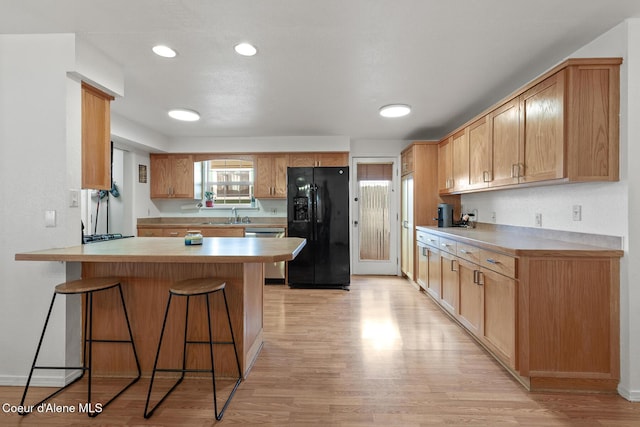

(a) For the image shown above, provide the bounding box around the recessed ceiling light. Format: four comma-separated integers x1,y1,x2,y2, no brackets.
152,45,177,58
379,104,411,118
234,42,257,56
168,109,200,122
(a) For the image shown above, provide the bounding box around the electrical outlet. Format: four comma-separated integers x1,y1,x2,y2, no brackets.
45,210,56,227
490,211,496,223
572,205,582,221
535,213,542,227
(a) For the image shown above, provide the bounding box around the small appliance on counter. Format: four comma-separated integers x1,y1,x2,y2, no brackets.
436,203,454,228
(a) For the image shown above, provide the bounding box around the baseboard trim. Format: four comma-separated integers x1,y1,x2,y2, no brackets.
617,384,640,402
0,370,82,387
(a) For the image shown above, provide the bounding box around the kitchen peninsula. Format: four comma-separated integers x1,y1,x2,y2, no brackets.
15,236,306,379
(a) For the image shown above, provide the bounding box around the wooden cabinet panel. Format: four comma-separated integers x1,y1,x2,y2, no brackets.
81,82,114,190
150,154,194,199
137,228,163,237
452,129,469,192
416,242,428,290
468,116,491,190
458,258,482,336
255,154,287,198
201,227,245,237
520,70,565,184
401,174,414,280
440,251,459,315
401,146,414,175
438,138,453,193
489,98,521,188
426,246,441,299
288,152,348,167
482,268,517,369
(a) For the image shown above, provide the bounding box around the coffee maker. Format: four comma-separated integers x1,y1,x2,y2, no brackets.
436,203,454,228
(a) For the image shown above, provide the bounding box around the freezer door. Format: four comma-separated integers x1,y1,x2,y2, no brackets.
313,167,350,285
287,167,316,284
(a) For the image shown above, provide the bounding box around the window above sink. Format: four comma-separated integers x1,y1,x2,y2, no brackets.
195,158,254,206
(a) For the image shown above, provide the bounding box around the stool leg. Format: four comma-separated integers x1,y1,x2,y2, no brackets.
117,284,141,378
18,292,57,414
205,293,220,418
213,288,243,420
144,293,183,418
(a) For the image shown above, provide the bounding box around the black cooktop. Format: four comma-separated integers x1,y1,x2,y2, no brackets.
83,233,134,244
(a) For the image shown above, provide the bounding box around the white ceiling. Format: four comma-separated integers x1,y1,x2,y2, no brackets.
3,0,640,142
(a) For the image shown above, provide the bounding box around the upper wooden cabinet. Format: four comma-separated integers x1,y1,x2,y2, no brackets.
439,58,621,195
81,82,114,190
451,129,469,192
438,138,453,193
401,146,415,175
150,154,194,198
288,152,348,167
467,116,491,190
255,154,287,198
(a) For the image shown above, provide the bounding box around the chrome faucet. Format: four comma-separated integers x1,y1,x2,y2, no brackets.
231,207,239,223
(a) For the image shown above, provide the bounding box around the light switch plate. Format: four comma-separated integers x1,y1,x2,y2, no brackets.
45,210,56,227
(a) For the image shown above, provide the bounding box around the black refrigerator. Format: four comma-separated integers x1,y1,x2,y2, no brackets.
287,167,350,289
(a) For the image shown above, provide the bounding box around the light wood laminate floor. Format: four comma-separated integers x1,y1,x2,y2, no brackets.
1,275,638,426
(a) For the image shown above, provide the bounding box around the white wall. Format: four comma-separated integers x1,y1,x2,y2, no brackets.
461,19,640,400
0,34,77,385
0,34,124,386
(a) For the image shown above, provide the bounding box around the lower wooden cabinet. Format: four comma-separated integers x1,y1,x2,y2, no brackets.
457,258,482,337
137,226,245,237
414,226,621,393
440,250,458,315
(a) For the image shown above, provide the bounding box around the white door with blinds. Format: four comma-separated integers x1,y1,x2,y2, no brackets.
351,157,399,275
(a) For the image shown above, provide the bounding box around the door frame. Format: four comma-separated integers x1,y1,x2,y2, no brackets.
350,156,400,275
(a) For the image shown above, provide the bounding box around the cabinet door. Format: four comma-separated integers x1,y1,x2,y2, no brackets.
468,116,491,190
288,153,316,167
458,258,482,336
273,154,288,197
452,129,469,192
401,175,414,280
438,138,453,193
317,152,348,167
520,70,565,184
81,82,113,190
255,155,274,198
137,227,164,237
401,147,414,175
150,154,172,198
440,251,459,315
256,154,288,198
481,268,517,369
426,246,441,299
201,227,245,237
416,242,428,290
163,228,188,237
489,98,520,188
170,154,194,198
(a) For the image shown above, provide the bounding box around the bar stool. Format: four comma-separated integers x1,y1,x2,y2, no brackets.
19,277,141,417
144,278,242,420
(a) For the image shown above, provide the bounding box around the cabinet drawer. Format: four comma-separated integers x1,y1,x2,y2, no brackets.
163,228,188,237
480,250,517,278
439,237,457,254
457,242,481,264
416,231,439,247
137,228,164,237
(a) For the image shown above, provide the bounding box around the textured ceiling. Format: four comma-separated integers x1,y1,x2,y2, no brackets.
2,0,640,142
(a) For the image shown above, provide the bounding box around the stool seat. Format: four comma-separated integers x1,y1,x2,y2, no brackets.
170,278,226,296
55,277,121,294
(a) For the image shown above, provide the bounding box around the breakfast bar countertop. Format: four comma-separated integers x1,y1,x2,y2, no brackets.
15,236,306,264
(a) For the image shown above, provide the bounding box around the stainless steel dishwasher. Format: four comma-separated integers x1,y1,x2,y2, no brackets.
244,227,286,282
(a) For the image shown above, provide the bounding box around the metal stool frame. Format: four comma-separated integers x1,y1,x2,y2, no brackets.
144,283,242,420
19,281,141,417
